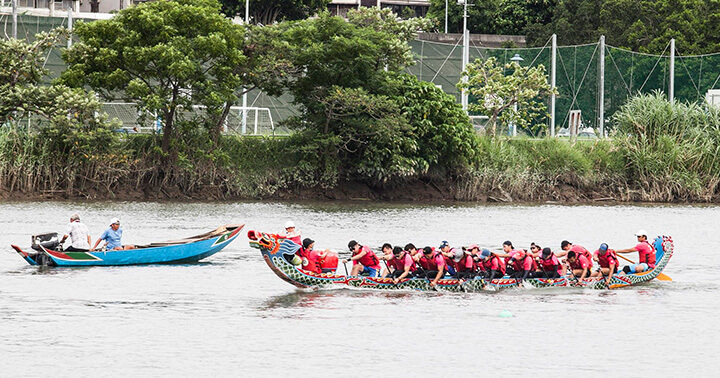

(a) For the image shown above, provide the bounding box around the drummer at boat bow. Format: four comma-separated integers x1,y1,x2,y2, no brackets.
343,240,381,278
60,213,91,252
91,218,135,251
616,229,656,274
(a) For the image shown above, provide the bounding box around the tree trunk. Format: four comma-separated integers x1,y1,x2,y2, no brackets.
162,107,175,163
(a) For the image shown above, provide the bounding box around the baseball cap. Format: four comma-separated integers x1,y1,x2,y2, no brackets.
109,218,120,226
634,229,648,237
439,241,449,249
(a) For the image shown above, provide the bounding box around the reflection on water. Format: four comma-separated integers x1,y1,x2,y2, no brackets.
1,201,719,375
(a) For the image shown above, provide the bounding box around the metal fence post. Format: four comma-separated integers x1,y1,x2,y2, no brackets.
550,34,557,137
598,35,605,138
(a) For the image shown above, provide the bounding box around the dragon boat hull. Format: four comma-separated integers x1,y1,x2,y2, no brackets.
249,230,673,291
11,224,243,267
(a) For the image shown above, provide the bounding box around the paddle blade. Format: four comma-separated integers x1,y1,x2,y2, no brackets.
656,273,672,281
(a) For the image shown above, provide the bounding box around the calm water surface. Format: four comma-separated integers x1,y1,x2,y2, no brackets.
0,201,717,376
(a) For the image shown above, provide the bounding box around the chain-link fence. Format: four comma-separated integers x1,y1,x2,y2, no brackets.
5,13,720,137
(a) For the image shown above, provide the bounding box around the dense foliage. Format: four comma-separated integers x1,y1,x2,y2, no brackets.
218,0,330,25
428,0,720,55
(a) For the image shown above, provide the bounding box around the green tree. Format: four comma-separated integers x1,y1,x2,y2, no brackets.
459,57,555,136
61,0,247,160
0,28,118,159
218,0,330,25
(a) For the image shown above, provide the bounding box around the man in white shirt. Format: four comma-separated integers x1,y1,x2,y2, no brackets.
60,213,91,252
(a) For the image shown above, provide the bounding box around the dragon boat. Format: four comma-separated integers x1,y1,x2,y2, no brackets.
11,224,243,266
249,230,673,291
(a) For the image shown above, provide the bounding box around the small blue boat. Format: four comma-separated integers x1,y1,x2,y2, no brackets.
11,224,243,266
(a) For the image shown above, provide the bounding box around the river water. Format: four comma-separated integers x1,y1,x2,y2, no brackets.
0,201,717,376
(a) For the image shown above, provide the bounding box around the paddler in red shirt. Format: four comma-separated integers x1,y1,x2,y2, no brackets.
558,240,593,269
452,246,477,279
418,246,445,287
378,243,395,277
391,246,417,283
506,249,536,281
477,248,506,280
591,243,619,285
343,240,381,278
567,251,591,281
536,247,562,278
299,238,327,274
616,229,656,274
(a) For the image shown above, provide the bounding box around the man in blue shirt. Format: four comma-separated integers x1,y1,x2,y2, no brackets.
91,218,135,251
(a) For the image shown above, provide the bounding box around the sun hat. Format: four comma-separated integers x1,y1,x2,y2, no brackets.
285,221,295,229
467,244,479,251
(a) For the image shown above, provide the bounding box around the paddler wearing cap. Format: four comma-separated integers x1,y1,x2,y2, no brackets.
343,240,381,277
438,241,458,277
535,247,562,278
91,218,135,251
452,246,477,279
615,229,656,274
298,238,329,274
476,248,506,281
591,243,619,285
280,221,302,245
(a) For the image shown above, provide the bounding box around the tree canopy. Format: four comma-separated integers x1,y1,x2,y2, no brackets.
218,0,330,25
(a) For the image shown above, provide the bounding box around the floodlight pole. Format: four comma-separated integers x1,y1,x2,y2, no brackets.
599,35,605,138
67,5,73,48
550,34,556,137
242,0,249,134
460,0,469,112
12,0,17,39
669,38,675,103
445,0,448,34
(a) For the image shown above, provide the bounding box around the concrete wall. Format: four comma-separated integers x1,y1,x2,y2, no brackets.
418,32,526,48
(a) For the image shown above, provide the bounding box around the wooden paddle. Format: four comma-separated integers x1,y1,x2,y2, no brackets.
616,254,672,281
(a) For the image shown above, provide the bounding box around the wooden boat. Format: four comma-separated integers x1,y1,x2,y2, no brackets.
248,230,673,291
11,224,243,266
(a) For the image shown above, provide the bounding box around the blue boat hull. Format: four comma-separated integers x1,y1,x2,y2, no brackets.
12,224,243,266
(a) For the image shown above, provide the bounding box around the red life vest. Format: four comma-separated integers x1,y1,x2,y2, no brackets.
454,254,475,272
300,248,322,274
539,254,562,276
354,246,380,269
571,245,593,267
510,253,535,272
420,251,442,271
482,255,506,275
391,253,416,272
637,241,656,268
596,249,619,269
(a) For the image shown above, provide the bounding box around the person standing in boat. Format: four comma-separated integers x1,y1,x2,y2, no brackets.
616,229,656,274
566,251,591,281
91,218,135,251
343,240,381,277
476,248,506,280
591,243,619,285
535,247,562,278
60,213,91,252
280,221,302,245
418,246,446,287
390,246,416,283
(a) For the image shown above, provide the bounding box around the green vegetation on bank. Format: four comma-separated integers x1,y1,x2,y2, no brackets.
3,1,720,203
